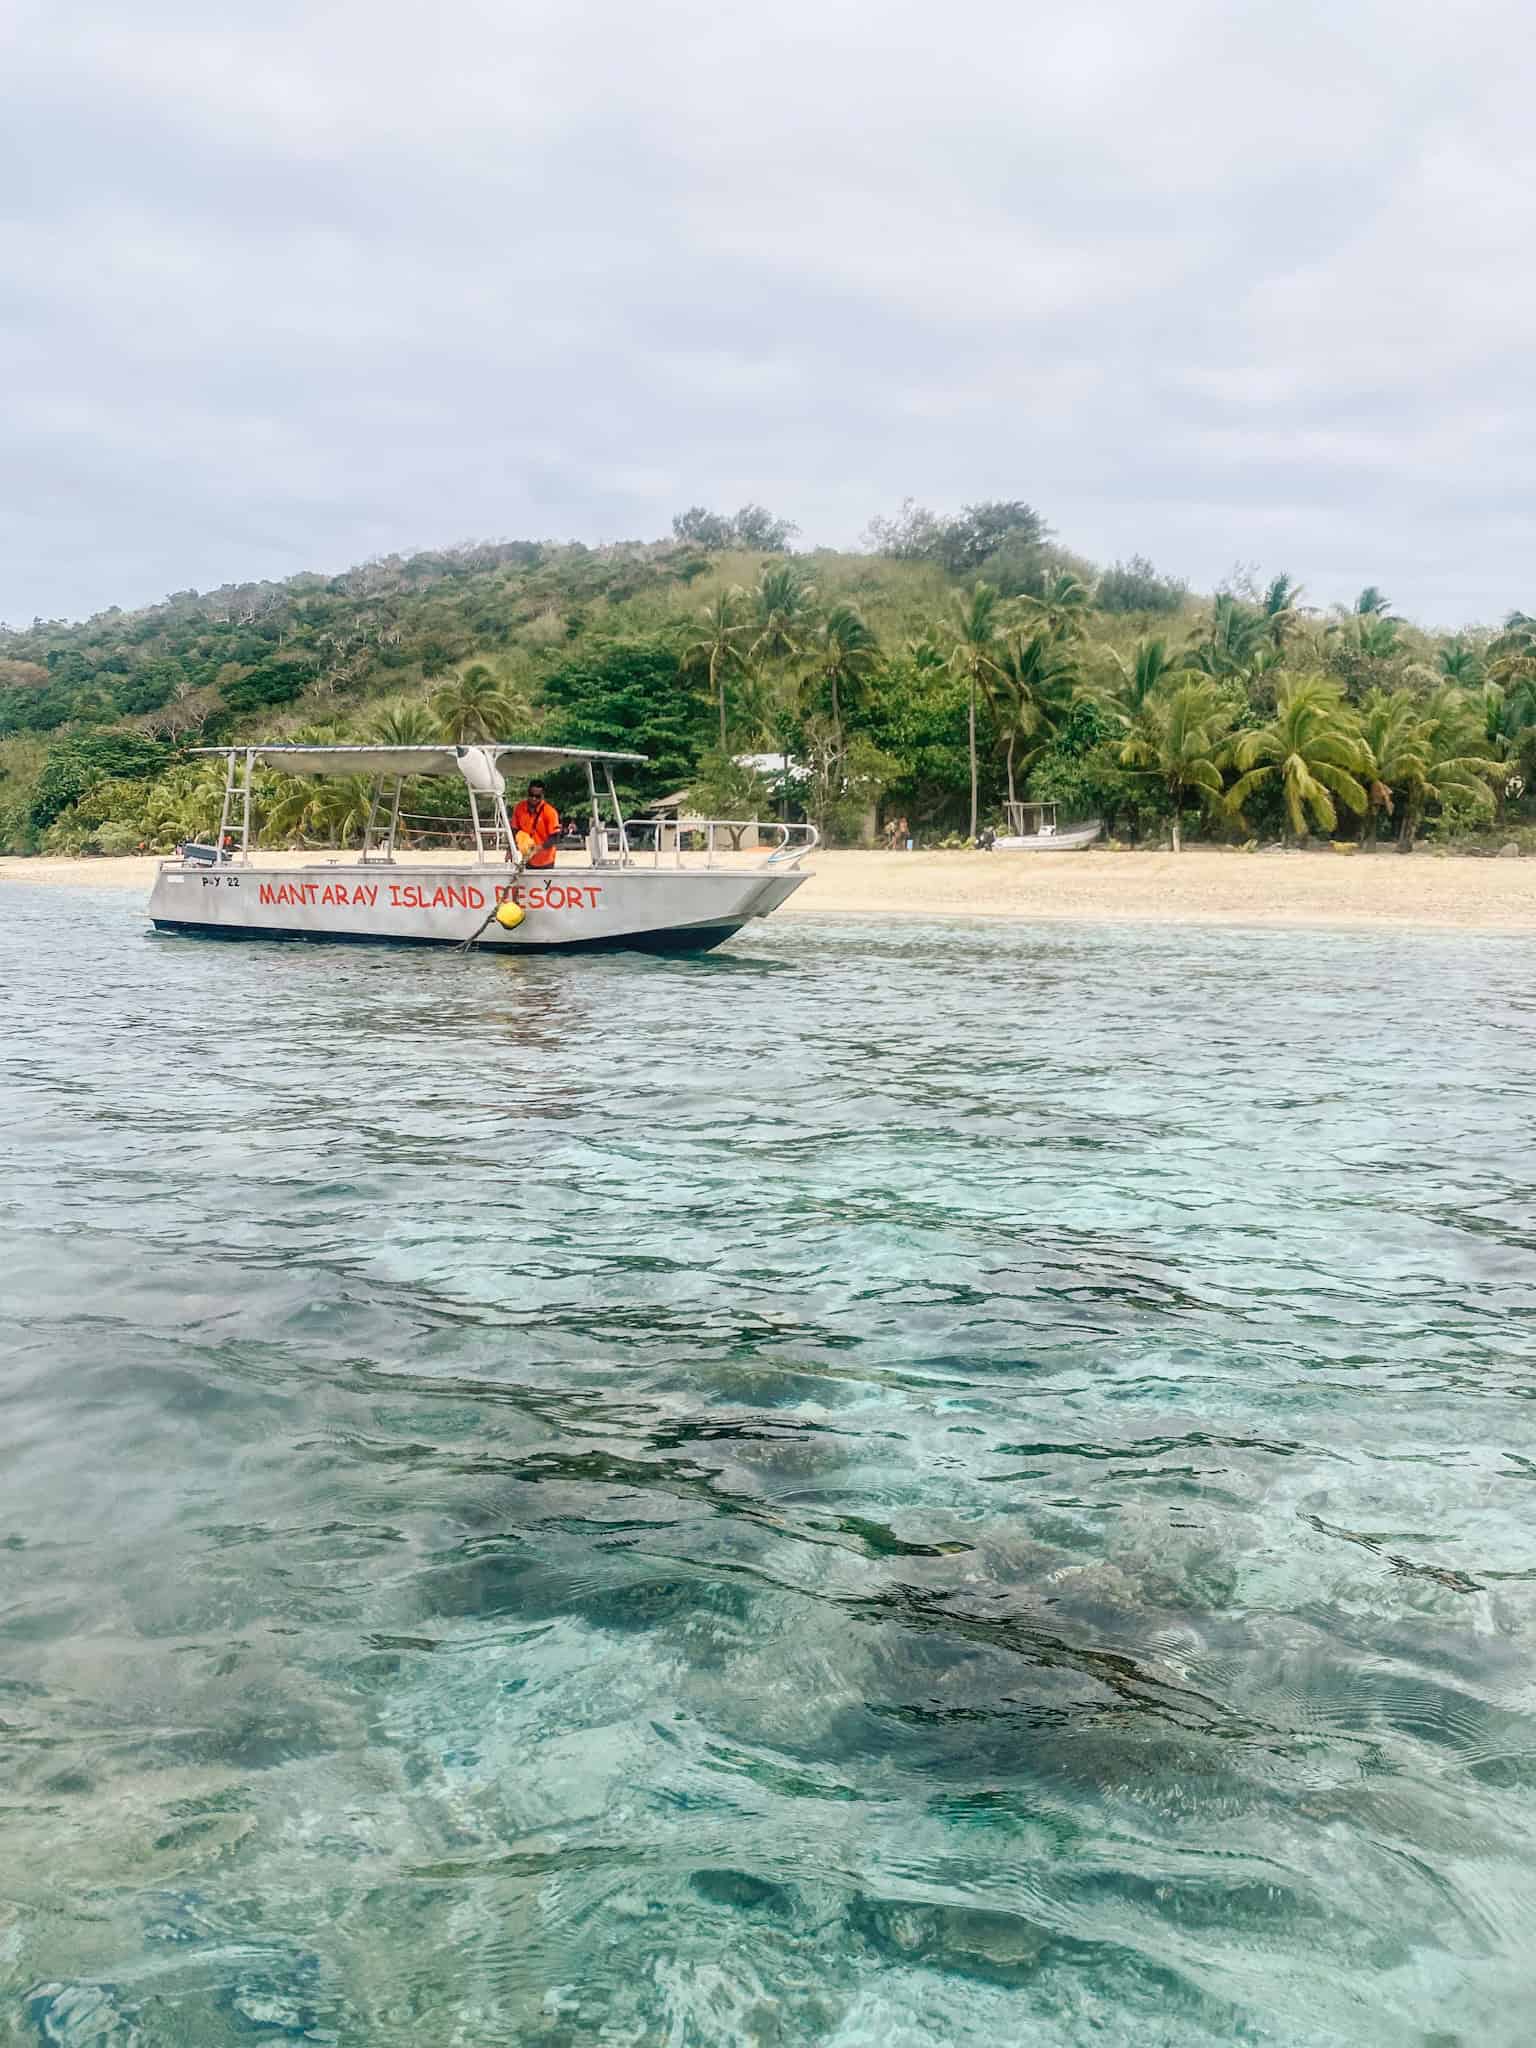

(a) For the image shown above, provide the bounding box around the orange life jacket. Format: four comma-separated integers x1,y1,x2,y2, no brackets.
512,798,560,868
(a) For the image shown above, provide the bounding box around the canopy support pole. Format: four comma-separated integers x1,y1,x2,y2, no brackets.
585,758,604,864
603,764,630,865
213,749,236,856
361,776,384,861
240,749,253,861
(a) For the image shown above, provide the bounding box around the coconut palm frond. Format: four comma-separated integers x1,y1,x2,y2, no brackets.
1227,676,1368,838
431,662,525,744
1182,593,1272,680
1183,758,1226,797
1099,636,1174,726
367,701,440,746
1280,758,1337,836
803,602,881,757
1016,570,1093,642
1116,676,1235,847
749,563,816,665
682,587,751,749
1222,766,1270,814
1308,760,1370,809
1437,638,1484,686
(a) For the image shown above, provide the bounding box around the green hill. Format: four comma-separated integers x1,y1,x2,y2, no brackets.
3,506,1533,856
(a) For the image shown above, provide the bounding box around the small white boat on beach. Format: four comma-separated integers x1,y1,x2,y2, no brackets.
148,742,815,952
992,800,1102,852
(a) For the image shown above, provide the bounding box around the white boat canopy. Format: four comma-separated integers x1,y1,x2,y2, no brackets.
180,734,818,886
191,742,646,780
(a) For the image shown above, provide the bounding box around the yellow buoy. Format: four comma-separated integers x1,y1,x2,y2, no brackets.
514,828,536,857
494,899,526,930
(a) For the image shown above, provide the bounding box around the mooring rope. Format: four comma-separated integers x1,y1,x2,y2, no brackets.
460,848,529,952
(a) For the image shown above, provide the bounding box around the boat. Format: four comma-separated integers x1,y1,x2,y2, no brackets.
991,800,1102,851
147,743,816,952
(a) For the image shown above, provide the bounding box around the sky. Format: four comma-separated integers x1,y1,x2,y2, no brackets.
3,0,1533,629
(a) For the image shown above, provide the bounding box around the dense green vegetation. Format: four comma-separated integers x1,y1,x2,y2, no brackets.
4,502,1535,856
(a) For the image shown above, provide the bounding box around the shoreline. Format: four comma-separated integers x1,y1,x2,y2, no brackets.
4,847,1535,933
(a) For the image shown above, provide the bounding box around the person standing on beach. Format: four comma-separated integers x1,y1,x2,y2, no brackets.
511,780,560,869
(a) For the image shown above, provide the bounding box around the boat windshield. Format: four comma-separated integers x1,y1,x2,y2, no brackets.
1003,801,1059,836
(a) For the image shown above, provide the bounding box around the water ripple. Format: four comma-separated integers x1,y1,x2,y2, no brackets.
2,886,1535,2044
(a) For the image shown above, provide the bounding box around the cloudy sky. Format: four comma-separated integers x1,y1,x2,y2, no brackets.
3,0,1532,627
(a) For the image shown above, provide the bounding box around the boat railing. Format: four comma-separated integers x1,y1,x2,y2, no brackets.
161,816,819,871
601,819,819,869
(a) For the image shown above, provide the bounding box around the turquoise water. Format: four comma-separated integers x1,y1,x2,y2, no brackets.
2,883,1534,2046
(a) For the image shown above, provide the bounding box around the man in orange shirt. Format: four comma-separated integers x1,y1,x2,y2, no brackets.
511,780,560,869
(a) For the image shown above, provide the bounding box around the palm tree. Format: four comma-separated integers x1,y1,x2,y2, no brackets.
1357,689,1429,850
1099,636,1176,729
144,759,236,847
1182,593,1270,680
368,700,440,746
264,774,376,847
432,662,522,743
1245,643,1286,700
1118,680,1232,851
1437,638,1484,687
746,565,818,774
1017,570,1093,643
311,777,379,847
1327,603,1404,693
1484,672,1536,783
948,582,1006,838
1354,611,1402,661
997,629,1077,804
681,589,750,751
1261,573,1306,643
749,563,816,667
903,631,949,674
1487,612,1536,691
1396,686,1503,848
1227,677,1369,842
804,602,880,764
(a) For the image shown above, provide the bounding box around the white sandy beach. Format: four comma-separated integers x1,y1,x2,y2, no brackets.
3,846,1535,931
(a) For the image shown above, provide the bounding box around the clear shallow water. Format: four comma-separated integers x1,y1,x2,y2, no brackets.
2,884,1535,2047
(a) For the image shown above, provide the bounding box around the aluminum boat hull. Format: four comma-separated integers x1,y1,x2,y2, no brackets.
992,823,1102,852
149,861,809,951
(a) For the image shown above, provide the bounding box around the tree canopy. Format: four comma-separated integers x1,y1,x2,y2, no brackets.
3,507,1533,858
